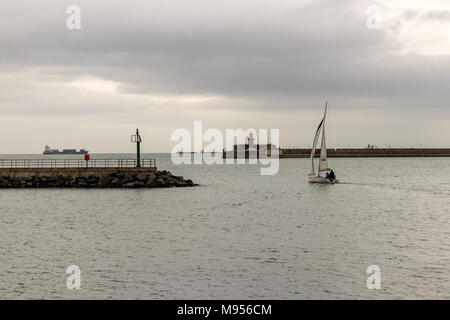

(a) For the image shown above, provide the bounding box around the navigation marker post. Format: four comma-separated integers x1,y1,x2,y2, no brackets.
84,154,90,169
131,129,142,167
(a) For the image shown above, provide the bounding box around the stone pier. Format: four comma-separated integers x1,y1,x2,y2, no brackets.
0,167,195,188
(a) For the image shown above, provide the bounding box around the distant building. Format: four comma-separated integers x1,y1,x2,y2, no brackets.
223,131,278,159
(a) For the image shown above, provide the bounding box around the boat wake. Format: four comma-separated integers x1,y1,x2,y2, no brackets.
336,181,393,189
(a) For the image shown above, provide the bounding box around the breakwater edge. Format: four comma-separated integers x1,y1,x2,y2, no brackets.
0,157,196,189
0,168,195,188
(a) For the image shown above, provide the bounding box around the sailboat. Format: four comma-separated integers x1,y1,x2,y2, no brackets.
308,102,339,184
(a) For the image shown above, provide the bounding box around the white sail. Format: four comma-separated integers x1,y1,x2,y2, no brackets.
319,103,329,172
309,115,324,176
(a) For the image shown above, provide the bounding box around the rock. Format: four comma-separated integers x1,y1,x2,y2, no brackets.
136,174,147,182
153,178,166,187
87,177,99,185
55,180,65,187
146,173,157,183
176,180,188,187
166,177,178,187
157,170,171,178
120,175,133,184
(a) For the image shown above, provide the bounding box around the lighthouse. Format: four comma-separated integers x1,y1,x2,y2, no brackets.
248,131,255,148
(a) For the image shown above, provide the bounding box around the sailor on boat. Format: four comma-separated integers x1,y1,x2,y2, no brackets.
325,169,336,181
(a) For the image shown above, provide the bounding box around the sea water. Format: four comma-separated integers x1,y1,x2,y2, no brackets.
0,154,449,299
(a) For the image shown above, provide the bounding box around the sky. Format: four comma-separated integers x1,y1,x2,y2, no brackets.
1,0,450,153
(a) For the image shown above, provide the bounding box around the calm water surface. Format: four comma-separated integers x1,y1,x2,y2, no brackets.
0,154,449,299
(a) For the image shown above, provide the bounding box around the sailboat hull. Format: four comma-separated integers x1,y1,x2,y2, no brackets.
308,175,339,184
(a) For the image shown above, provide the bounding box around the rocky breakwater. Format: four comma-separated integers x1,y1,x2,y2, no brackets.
0,170,196,188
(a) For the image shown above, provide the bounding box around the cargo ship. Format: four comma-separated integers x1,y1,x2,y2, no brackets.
43,145,88,155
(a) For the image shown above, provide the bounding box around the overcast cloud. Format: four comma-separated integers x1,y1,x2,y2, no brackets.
1,0,450,153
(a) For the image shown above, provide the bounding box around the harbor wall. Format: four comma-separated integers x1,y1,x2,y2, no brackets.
0,167,195,188
0,167,155,179
279,148,450,158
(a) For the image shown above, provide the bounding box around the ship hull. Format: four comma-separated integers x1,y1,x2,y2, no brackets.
43,151,89,155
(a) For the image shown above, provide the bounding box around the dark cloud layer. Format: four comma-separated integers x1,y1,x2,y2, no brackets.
1,0,450,105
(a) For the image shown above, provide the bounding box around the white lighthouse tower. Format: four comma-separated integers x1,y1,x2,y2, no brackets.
248,131,256,150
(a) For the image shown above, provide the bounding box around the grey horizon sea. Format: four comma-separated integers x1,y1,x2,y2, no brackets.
0,153,449,299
